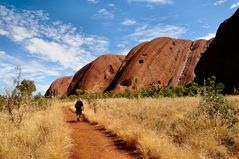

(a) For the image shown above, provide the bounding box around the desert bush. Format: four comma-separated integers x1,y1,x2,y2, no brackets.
186,81,203,96
139,87,160,98
115,81,202,98
195,76,238,127
68,94,78,101
0,66,52,126
74,89,85,96
0,66,72,158
174,86,187,97
0,95,5,112
168,77,239,157
115,89,137,98
33,93,52,111
62,79,204,100
0,101,72,159
0,87,52,125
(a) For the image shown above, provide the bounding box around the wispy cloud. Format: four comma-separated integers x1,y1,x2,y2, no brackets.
214,0,227,5
108,3,115,7
36,84,50,94
0,50,62,93
0,51,60,80
121,19,137,26
202,24,210,29
128,24,187,42
0,5,110,93
230,1,239,9
128,0,173,4
87,0,99,4
198,33,215,40
116,42,131,55
0,5,109,70
93,8,114,19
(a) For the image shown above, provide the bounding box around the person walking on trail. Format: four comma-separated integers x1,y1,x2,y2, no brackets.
75,98,84,121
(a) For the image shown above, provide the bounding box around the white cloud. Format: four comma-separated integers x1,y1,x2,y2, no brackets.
0,5,111,94
202,24,210,29
117,43,127,49
11,26,36,41
0,51,14,61
0,50,62,93
93,8,114,19
230,1,239,9
121,49,130,55
128,0,173,4
214,0,227,5
0,51,61,80
198,33,215,40
0,29,8,36
128,24,187,42
87,0,99,4
0,5,109,70
26,38,78,68
121,19,137,26
0,50,6,56
108,3,115,7
21,60,60,77
36,84,50,95
0,63,15,79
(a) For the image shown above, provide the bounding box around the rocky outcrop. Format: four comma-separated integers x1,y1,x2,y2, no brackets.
195,9,239,93
107,37,210,93
45,76,73,96
46,9,239,95
67,54,125,95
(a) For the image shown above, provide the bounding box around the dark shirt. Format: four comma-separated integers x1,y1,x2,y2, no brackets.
75,100,83,110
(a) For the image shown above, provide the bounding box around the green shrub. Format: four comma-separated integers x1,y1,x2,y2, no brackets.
197,77,239,127
186,82,203,96
33,93,51,110
160,87,176,97
169,76,239,145
174,86,187,97
66,76,231,99
74,89,85,96
139,87,160,98
68,95,78,101
115,89,136,98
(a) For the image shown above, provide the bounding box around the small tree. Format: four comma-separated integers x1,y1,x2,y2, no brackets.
17,79,36,96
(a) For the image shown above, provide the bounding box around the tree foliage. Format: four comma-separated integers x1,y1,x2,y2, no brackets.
17,79,36,96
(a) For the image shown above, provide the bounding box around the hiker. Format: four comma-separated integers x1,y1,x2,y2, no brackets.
75,98,84,121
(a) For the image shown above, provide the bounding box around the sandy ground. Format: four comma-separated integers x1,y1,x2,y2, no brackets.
63,107,141,159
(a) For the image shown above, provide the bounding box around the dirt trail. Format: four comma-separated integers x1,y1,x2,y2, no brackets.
63,107,140,159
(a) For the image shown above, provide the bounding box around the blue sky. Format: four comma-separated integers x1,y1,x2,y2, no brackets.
0,0,238,94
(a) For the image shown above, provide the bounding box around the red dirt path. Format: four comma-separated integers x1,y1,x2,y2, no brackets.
63,107,140,159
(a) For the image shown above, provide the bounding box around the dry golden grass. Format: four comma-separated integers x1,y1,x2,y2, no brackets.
83,96,239,159
0,101,73,159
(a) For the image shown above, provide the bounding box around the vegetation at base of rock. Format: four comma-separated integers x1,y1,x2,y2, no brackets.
62,76,221,100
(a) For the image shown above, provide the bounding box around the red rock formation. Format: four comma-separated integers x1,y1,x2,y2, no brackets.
46,9,239,95
107,37,210,93
67,54,125,95
45,76,73,96
195,9,239,93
